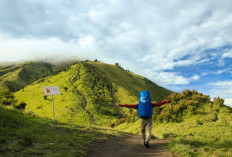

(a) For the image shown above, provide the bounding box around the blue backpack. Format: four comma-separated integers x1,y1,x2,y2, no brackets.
138,91,153,119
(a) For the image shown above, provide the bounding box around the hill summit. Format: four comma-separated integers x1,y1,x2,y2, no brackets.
13,61,172,126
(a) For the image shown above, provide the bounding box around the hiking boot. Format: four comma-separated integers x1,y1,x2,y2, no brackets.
144,142,150,148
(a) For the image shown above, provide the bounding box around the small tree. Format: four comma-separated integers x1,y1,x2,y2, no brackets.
64,87,68,92
213,96,224,108
0,89,16,106
43,95,47,100
15,102,27,110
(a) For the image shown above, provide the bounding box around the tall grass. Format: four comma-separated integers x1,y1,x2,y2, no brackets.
116,90,232,157
0,106,119,157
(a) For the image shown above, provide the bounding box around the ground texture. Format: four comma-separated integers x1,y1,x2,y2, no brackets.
87,133,173,157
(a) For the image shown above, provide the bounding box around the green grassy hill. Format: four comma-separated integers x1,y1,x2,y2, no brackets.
0,106,119,157
91,62,171,103
0,62,55,92
1,61,231,156
0,64,15,71
116,89,232,157
0,61,80,92
14,61,172,126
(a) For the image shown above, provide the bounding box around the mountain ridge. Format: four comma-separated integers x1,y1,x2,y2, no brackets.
13,61,172,126
0,60,83,92
0,60,231,156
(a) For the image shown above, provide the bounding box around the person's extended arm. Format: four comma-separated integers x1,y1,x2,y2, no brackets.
120,104,138,109
151,100,170,107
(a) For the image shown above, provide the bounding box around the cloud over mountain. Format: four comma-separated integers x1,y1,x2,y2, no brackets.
1,0,232,103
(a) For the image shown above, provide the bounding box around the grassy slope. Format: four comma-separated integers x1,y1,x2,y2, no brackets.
0,61,79,92
0,62,54,92
117,114,232,157
0,64,19,77
116,90,232,157
11,61,232,156
14,62,172,127
14,63,93,126
0,106,119,157
91,62,172,103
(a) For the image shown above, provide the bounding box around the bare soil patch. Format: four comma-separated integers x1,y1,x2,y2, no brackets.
87,133,173,157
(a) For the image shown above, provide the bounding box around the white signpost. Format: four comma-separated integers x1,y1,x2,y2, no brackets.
44,86,60,123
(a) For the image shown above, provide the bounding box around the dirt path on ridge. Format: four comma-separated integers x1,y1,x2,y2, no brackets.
87,132,174,157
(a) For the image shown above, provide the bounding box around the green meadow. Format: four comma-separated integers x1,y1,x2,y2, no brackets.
0,106,120,157
13,62,171,126
115,90,232,157
0,61,231,156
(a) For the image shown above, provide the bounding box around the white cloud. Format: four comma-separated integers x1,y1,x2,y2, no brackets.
78,36,94,47
219,50,232,65
209,80,232,87
153,72,190,85
0,0,232,89
0,38,98,61
202,68,231,76
222,51,232,59
136,70,200,86
224,99,232,107
190,75,200,81
208,81,232,100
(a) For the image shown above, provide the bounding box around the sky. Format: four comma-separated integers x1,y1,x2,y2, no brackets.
0,0,232,107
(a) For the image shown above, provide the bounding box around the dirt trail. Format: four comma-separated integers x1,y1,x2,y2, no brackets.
87,133,173,157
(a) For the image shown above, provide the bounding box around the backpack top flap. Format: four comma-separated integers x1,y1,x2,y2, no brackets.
138,91,153,118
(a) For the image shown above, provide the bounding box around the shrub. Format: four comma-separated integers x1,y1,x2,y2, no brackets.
186,106,196,116
181,89,192,97
155,89,223,123
64,87,68,92
0,89,16,106
15,102,27,110
213,96,224,108
43,95,47,100
192,94,210,103
192,89,198,94
186,100,199,106
19,137,33,147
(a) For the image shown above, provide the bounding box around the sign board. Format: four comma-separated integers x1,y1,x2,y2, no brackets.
44,86,60,95
43,86,60,124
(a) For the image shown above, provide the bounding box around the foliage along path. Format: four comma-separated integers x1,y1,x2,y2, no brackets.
87,132,173,157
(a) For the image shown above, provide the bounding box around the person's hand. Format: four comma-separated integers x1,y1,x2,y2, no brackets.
166,100,171,103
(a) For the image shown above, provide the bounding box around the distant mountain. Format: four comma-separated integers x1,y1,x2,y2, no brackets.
0,61,78,92
14,61,172,126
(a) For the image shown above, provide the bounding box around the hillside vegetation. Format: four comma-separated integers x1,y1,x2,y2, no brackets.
0,62,55,92
0,61,80,92
14,61,172,126
0,106,119,157
1,61,231,157
116,89,232,157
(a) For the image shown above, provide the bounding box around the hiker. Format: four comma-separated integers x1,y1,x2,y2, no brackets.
120,91,170,148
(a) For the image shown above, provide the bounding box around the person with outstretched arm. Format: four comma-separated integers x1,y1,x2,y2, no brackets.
120,91,170,148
